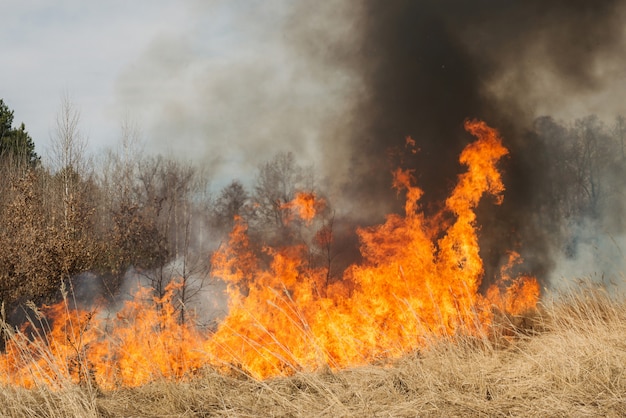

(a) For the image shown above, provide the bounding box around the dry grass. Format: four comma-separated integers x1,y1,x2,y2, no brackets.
2,281,626,417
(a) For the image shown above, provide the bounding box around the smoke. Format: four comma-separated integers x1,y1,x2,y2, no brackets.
116,0,626,287
114,0,360,185
548,219,626,289
323,0,626,286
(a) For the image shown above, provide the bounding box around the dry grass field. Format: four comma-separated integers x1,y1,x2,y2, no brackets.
1,281,625,417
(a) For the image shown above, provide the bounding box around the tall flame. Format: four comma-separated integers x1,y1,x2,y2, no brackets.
0,120,539,388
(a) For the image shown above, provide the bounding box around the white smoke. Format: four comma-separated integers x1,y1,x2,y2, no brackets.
549,218,626,290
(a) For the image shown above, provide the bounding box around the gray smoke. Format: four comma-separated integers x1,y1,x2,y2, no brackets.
114,0,360,186
115,0,626,287
319,0,626,286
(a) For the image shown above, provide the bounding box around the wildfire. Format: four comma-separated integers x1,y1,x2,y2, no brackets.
280,191,325,224
0,120,539,389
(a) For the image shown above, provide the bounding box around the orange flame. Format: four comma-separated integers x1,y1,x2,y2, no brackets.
207,119,539,378
280,192,325,224
486,252,541,315
0,282,207,390
0,119,540,388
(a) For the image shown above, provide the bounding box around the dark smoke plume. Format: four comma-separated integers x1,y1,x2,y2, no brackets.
118,0,626,287
318,0,626,286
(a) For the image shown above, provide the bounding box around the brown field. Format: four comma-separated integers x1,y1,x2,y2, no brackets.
1,281,625,417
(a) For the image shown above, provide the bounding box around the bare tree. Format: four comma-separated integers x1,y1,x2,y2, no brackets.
48,93,91,230
250,151,318,245
612,115,626,161
107,152,212,323
252,152,302,229
566,116,617,218
212,180,250,233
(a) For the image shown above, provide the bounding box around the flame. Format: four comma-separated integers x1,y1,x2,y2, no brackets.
206,119,539,378
0,282,207,390
0,119,540,388
280,192,325,224
486,252,541,316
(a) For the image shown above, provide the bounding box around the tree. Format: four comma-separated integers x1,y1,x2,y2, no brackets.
250,151,317,245
97,137,214,323
612,115,626,161
530,115,622,221
567,115,618,218
212,180,250,233
138,157,212,324
49,94,90,217
0,99,39,166
0,99,11,138
527,114,626,260
253,152,303,229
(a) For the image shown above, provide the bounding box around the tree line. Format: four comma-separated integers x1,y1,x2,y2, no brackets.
524,114,626,259
1,97,625,330
0,97,337,330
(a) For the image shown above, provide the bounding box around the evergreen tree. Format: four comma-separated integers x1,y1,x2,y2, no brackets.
0,99,40,166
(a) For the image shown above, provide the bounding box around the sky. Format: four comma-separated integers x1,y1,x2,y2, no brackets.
1,1,357,185
4,1,626,183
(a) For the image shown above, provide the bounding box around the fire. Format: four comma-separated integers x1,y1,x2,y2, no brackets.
0,282,206,389
0,120,540,388
486,252,541,316
280,191,325,224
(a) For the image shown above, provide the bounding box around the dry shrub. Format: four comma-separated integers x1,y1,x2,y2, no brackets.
0,170,102,320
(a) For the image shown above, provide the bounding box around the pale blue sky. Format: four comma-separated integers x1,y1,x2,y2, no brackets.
1,1,358,184
2,2,187,151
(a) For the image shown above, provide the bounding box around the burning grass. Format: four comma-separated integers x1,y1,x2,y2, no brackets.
0,120,540,390
1,282,626,417
2,120,618,415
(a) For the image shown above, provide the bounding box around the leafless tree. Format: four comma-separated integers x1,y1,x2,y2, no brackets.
250,151,318,246
612,115,626,161
212,180,250,233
